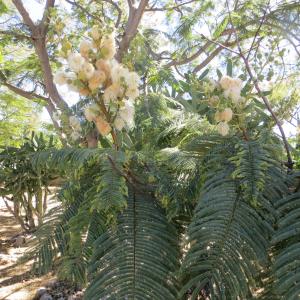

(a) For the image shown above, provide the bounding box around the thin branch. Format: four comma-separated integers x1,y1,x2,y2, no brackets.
0,72,64,140
174,65,186,79
193,47,224,73
40,0,56,34
65,0,103,23
246,3,269,60
0,78,49,102
0,30,31,41
165,42,211,68
116,0,149,61
225,0,293,169
12,0,36,31
164,28,236,68
101,0,122,28
200,34,238,54
145,0,195,11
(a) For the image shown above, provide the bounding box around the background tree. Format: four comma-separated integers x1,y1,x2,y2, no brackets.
1,0,299,148
0,91,45,146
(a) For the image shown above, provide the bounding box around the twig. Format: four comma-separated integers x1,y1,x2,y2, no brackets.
65,0,103,23
101,0,122,28
246,3,269,60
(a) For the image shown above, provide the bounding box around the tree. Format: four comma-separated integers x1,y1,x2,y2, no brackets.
1,0,300,299
0,133,58,231
0,91,43,146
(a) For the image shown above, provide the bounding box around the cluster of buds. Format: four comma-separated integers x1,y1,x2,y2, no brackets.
54,25,140,138
204,75,245,136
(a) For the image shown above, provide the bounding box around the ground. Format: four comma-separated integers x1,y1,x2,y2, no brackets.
0,198,54,300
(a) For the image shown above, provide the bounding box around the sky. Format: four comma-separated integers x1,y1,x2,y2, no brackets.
19,0,297,137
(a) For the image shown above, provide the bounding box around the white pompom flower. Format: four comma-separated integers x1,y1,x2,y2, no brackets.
82,61,95,79
220,75,243,104
67,53,85,72
114,116,126,131
224,87,241,104
124,72,139,88
91,25,101,40
125,88,139,100
217,122,229,136
80,40,92,57
84,103,100,122
103,83,123,104
220,75,233,90
54,71,68,85
101,32,116,59
222,108,233,122
68,84,79,93
119,100,135,125
110,61,128,85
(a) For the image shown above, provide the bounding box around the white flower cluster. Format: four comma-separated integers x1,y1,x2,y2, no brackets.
219,75,243,104
54,26,140,137
214,108,233,136
209,76,244,136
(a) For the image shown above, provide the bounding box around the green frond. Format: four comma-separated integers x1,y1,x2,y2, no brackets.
272,192,300,299
87,150,128,222
230,140,279,206
24,187,84,275
158,147,200,173
82,211,107,261
182,134,225,155
84,189,180,300
180,169,273,299
31,148,103,173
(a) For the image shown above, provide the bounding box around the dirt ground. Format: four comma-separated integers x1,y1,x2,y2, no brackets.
0,198,55,300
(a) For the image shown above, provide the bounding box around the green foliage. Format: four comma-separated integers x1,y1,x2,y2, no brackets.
85,189,180,300
230,140,274,206
0,133,57,230
272,192,300,299
20,119,300,299
88,150,128,222
180,169,272,299
0,91,43,147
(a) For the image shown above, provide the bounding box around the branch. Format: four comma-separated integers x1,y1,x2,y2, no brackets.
0,76,49,102
164,29,235,68
12,0,36,31
164,42,210,68
193,46,224,73
225,0,293,169
145,0,195,11
0,30,31,41
246,3,269,60
101,0,122,28
116,0,149,61
40,0,55,34
193,34,239,73
65,0,103,23
12,0,68,109
0,72,63,137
